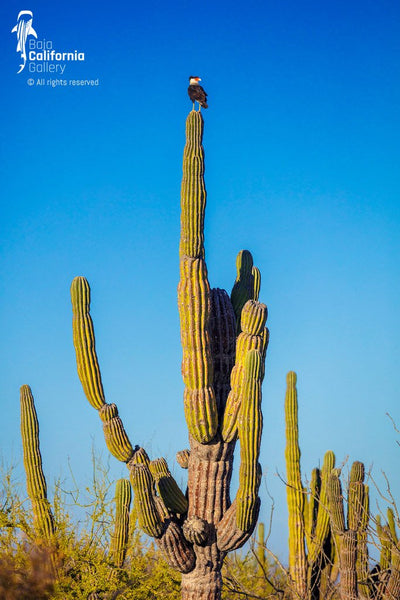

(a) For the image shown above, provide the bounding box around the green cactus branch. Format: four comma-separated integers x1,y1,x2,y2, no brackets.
20,385,55,543
109,478,132,568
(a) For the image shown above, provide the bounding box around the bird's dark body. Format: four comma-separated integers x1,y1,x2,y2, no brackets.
188,84,208,108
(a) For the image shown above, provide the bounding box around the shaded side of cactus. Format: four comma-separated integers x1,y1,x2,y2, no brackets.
209,287,236,421
109,478,132,568
284,371,307,599
307,451,336,600
129,463,164,538
230,250,254,333
149,457,188,515
20,385,55,542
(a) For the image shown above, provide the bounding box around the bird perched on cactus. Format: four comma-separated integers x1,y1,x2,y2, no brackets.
188,76,208,110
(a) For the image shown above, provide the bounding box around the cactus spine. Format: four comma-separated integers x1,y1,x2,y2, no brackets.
71,110,269,600
20,385,55,543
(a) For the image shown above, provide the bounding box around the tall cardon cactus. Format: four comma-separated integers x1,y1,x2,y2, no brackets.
70,110,269,600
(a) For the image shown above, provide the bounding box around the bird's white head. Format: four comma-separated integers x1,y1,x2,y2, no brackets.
189,76,201,85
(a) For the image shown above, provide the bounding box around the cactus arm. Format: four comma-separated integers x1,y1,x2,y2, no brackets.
230,250,254,333
20,385,55,542
308,451,335,564
130,462,195,573
177,449,190,469
149,458,188,515
129,463,164,538
348,461,365,532
71,278,135,463
109,478,131,568
236,349,263,531
284,371,307,599
221,300,268,442
209,288,236,421
252,266,261,302
216,497,260,553
99,403,135,463
216,349,264,552
306,467,320,552
178,111,218,444
70,276,106,409
387,508,399,545
357,484,372,600
159,520,196,574
256,521,266,575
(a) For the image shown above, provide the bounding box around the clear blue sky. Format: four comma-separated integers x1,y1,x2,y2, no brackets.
1,0,399,559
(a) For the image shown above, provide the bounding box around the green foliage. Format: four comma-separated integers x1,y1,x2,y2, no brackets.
0,453,181,600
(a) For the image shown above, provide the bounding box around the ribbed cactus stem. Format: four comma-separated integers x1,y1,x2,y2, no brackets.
327,464,366,600
71,278,137,463
348,461,365,531
149,457,188,515
222,301,268,442
306,467,320,550
110,478,132,568
99,403,135,463
178,111,218,444
357,484,371,600
20,385,55,542
378,519,392,571
284,371,307,599
252,267,261,302
236,349,263,531
231,250,255,332
70,277,106,410
327,469,346,535
387,508,399,545
179,110,206,260
209,288,236,420
129,463,163,538
256,522,266,575
308,450,335,564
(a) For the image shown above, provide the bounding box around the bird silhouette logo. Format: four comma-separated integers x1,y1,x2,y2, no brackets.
12,10,37,73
